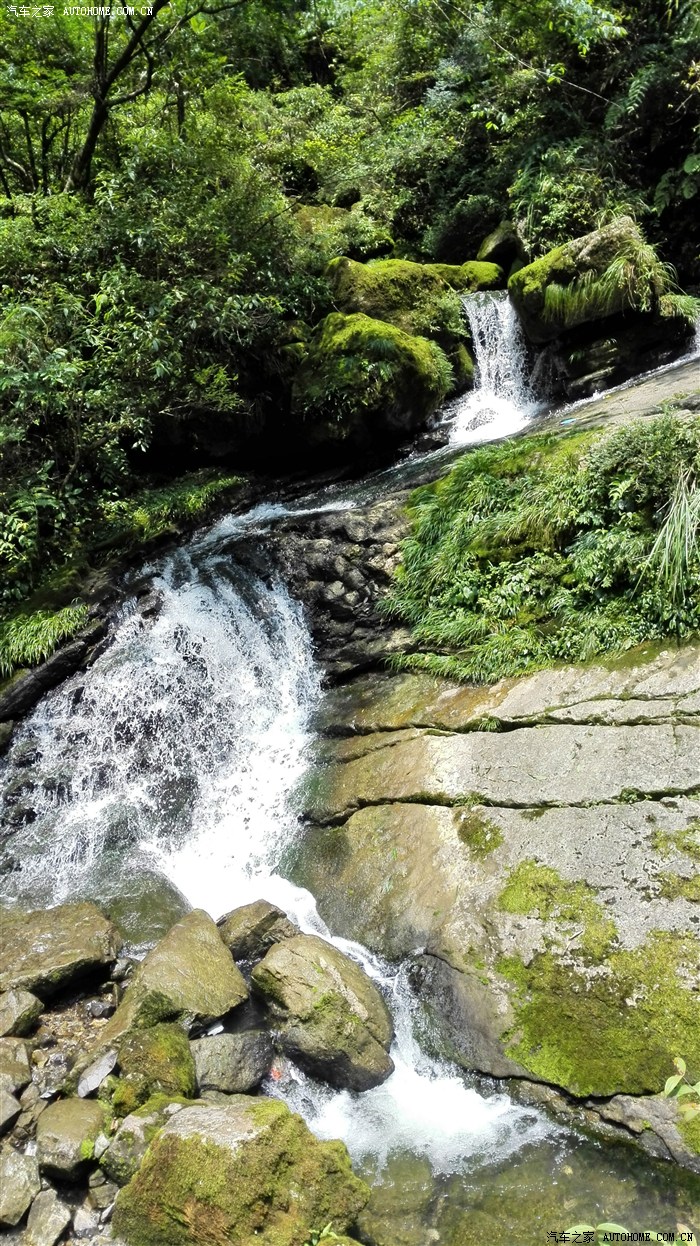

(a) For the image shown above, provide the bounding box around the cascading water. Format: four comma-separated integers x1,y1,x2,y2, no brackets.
449,290,541,445
0,508,551,1178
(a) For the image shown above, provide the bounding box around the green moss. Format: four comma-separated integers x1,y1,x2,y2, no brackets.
677,1111,700,1155
658,872,700,902
291,312,453,449
652,821,700,863
498,932,700,1097
498,860,616,960
456,810,504,859
424,261,503,292
114,1023,196,1114
80,1138,96,1161
113,1097,369,1246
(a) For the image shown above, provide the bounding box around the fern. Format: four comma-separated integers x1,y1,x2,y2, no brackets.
0,603,89,679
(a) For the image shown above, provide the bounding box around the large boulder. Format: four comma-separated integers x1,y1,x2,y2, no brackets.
477,220,526,272
190,1031,273,1094
508,216,694,345
95,910,248,1046
113,1097,370,1246
217,900,298,963
292,646,700,1168
291,313,454,455
251,934,394,1091
328,255,500,335
25,1189,72,1246
0,902,123,997
0,1144,40,1226
36,1097,107,1180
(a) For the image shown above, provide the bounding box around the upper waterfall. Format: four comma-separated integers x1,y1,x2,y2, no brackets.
449,290,541,445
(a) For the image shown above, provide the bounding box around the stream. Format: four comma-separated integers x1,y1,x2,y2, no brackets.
1,294,699,1242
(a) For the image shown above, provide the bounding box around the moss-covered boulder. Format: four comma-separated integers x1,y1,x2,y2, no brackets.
291,312,453,454
112,1097,370,1246
112,1023,196,1115
476,220,525,272
251,933,394,1091
508,216,693,345
327,255,499,338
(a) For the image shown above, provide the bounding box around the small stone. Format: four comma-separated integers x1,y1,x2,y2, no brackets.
85,999,115,1020
36,1097,106,1180
71,1203,99,1237
0,1086,21,1135
0,1037,31,1095
0,990,44,1037
0,1144,41,1226
77,1050,118,1099
190,1031,273,1094
88,1173,119,1212
216,899,299,963
26,1188,72,1246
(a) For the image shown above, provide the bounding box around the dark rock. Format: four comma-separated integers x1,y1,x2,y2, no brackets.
217,899,299,962
190,1030,273,1093
0,640,88,721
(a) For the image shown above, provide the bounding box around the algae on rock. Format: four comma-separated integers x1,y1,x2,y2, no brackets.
113,1097,370,1246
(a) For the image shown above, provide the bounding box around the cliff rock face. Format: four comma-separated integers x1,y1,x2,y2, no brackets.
293,645,700,1170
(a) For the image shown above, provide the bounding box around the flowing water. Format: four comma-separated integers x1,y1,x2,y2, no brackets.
1,298,699,1241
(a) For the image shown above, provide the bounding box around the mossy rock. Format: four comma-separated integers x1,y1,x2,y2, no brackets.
101,1094,192,1187
499,930,700,1098
508,216,675,344
113,1023,196,1115
327,256,483,361
291,312,453,454
476,220,525,271
424,261,503,292
112,1097,370,1246
251,934,394,1091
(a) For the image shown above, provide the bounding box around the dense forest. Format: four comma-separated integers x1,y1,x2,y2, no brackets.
0,0,699,646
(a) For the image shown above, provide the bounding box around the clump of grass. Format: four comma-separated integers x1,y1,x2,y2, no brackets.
0,602,89,678
94,472,245,550
384,416,700,684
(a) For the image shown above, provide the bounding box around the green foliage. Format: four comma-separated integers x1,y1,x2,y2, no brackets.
385,417,700,683
303,1226,342,1246
663,1056,700,1124
0,603,89,678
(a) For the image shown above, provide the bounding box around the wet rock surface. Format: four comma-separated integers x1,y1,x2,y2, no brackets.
266,498,412,677
190,1030,273,1094
0,904,123,998
216,898,299,961
252,933,395,1091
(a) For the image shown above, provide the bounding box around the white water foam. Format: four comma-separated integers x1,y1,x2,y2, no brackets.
449,290,541,445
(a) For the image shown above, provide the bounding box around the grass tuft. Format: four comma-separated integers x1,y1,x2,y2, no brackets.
0,602,89,678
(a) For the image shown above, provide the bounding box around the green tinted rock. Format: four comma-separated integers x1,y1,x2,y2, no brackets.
114,1023,196,1113
292,313,453,452
96,910,248,1046
113,1097,369,1246
101,1095,190,1186
36,1097,107,1180
217,900,298,963
0,902,122,997
0,989,44,1037
251,934,394,1091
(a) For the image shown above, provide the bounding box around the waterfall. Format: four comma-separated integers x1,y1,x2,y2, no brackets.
0,508,552,1176
449,290,540,445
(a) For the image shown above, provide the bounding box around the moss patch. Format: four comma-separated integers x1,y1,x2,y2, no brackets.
498,860,617,960
114,1023,196,1115
658,872,700,902
652,821,700,864
456,810,504,859
498,931,700,1097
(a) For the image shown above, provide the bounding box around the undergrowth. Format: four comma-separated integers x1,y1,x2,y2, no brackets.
384,416,700,684
0,603,89,678
93,472,245,550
